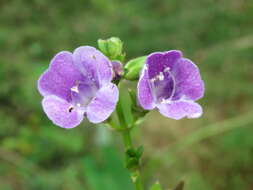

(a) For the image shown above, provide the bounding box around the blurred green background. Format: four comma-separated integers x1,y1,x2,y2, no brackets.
1,0,253,189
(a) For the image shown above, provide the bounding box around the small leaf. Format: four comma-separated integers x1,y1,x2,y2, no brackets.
126,157,139,170
126,148,137,157
136,146,144,158
150,182,163,190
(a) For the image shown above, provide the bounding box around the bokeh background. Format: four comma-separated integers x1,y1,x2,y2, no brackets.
1,0,253,189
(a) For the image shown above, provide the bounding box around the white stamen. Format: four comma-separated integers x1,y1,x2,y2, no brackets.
164,67,170,72
150,78,156,82
151,72,165,82
71,86,79,93
77,103,81,107
158,72,164,80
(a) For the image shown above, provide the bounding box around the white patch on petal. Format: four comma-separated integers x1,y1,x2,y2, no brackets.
161,99,171,104
150,72,165,82
71,85,79,93
164,67,170,72
158,72,164,80
188,112,202,118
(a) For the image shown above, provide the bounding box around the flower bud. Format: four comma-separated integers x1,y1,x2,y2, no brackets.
98,37,124,61
111,61,124,80
124,56,146,80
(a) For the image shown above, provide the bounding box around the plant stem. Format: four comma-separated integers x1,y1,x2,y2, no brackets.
121,129,144,190
122,129,133,148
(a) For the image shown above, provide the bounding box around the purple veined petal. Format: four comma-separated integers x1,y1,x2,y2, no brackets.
73,46,113,87
146,50,182,79
137,67,156,110
171,58,204,101
86,83,119,123
38,51,85,102
150,69,176,102
42,95,84,128
157,100,203,120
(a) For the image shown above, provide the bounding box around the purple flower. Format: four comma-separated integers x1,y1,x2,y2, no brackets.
137,50,204,120
38,46,119,128
111,61,124,80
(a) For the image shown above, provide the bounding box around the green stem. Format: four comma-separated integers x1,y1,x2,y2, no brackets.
122,129,133,148
121,129,144,190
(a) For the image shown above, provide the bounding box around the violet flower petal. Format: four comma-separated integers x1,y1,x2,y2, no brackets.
157,100,203,120
146,50,182,79
42,95,84,128
137,68,156,110
38,51,85,102
171,58,204,101
86,83,119,123
73,46,113,87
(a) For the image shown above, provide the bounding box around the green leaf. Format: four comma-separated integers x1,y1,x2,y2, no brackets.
124,56,146,80
150,182,163,190
126,148,137,157
126,157,139,170
136,146,144,158
125,146,144,159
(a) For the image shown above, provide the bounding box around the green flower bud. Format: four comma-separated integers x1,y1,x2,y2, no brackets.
98,37,124,61
124,56,146,80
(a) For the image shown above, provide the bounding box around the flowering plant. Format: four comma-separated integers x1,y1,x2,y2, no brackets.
38,37,204,190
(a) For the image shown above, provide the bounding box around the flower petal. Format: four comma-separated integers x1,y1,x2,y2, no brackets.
146,50,182,79
38,51,85,101
137,68,156,110
73,46,113,87
157,100,203,120
171,58,204,101
42,95,83,128
86,83,119,123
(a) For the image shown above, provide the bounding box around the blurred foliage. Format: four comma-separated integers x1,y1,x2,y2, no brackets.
0,0,253,189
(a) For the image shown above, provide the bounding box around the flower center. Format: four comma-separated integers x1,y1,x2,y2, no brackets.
150,67,175,103
70,81,98,110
